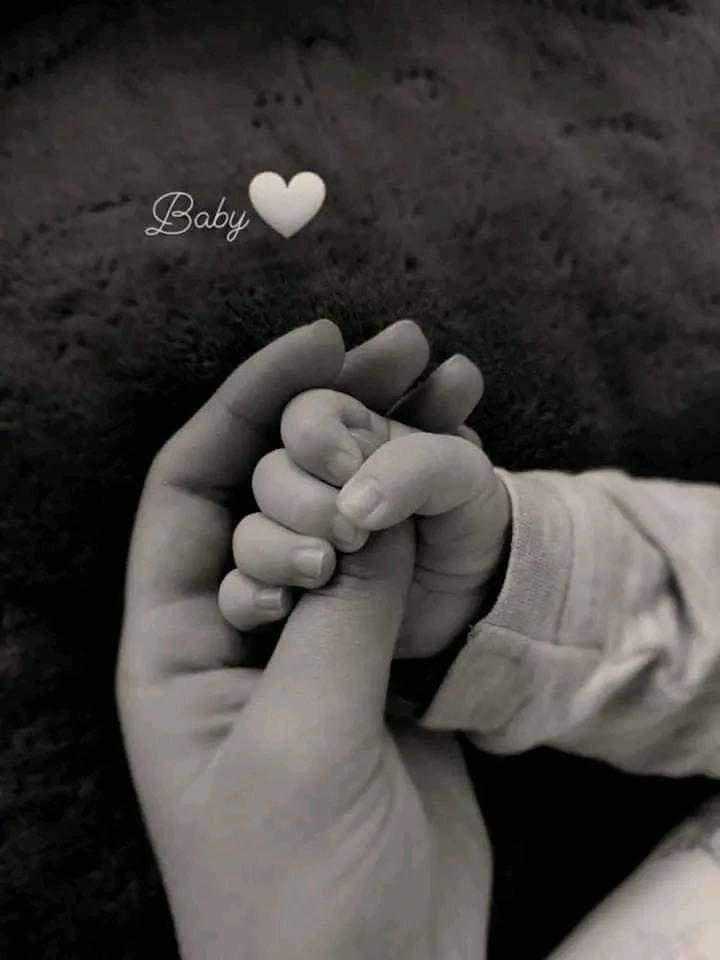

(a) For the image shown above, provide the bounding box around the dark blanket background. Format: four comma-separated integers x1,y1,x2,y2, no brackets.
2,0,720,956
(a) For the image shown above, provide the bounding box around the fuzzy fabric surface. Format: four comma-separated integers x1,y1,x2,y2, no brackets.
2,0,720,957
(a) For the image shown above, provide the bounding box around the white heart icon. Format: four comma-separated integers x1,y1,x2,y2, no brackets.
248,171,326,238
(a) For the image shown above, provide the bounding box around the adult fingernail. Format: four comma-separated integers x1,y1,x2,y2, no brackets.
338,479,383,523
391,318,420,333
447,354,483,385
331,514,367,550
293,547,327,579
256,587,286,611
326,449,362,484
448,353,471,367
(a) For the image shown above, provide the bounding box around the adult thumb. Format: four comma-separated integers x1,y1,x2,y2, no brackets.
239,521,416,756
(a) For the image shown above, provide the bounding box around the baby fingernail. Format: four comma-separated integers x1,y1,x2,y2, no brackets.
256,587,285,611
338,479,383,522
332,514,366,550
293,547,326,579
326,449,362,484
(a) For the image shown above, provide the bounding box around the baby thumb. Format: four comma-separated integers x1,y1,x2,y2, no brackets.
240,520,416,754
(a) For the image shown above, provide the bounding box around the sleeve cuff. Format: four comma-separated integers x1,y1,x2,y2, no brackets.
419,468,592,737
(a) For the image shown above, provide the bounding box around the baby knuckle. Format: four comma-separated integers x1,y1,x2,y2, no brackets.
232,512,263,547
436,432,491,477
251,448,285,500
284,489,328,535
282,388,327,428
285,387,325,410
437,432,467,459
287,418,324,457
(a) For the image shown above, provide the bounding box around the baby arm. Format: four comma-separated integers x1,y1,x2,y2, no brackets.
546,794,720,959
425,466,720,779
221,387,720,779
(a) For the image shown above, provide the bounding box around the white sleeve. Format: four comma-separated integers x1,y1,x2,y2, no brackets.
420,467,720,778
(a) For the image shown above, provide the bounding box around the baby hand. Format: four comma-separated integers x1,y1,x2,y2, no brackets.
220,388,510,657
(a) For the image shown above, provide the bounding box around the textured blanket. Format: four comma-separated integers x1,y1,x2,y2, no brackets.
2,0,719,956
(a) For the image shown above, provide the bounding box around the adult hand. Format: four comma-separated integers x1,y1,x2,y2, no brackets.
116,320,492,959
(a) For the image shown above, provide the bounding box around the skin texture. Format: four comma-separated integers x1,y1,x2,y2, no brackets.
648,795,720,868
546,798,720,960
116,320,492,960
222,388,510,657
